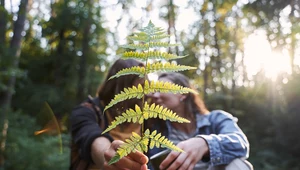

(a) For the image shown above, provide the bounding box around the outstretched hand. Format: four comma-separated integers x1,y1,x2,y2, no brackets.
159,137,209,170
103,140,149,170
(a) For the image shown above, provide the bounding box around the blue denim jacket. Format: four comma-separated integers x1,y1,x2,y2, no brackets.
147,110,249,168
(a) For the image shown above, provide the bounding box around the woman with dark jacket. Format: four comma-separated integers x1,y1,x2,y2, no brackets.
70,59,148,170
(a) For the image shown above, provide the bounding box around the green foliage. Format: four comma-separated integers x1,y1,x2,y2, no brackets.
3,110,70,170
102,21,196,164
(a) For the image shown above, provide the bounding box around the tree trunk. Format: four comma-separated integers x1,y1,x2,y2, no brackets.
0,0,28,110
0,0,28,167
54,28,66,86
167,0,179,55
289,2,296,74
77,1,91,101
212,1,227,110
0,0,6,46
230,14,239,110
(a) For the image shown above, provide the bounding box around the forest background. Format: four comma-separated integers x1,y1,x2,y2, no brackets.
0,0,300,170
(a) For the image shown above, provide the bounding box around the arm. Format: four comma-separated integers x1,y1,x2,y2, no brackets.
91,137,111,169
71,105,148,170
160,111,248,169
198,110,249,166
71,105,112,165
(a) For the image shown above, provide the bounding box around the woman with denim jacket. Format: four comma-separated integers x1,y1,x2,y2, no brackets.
148,72,252,170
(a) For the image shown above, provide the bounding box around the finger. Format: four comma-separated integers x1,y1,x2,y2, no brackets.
167,152,188,170
188,163,196,170
103,161,118,170
159,151,179,169
113,155,145,170
140,164,148,170
104,140,123,161
111,140,124,150
127,150,148,164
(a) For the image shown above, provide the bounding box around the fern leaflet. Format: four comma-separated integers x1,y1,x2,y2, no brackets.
103,84,144,112
104,80,197,112
102,102,189,134
144,80,198,94
108,66,145,80
121,42,179,50
109,62,196,80
145,62,196,74
122,51,186,61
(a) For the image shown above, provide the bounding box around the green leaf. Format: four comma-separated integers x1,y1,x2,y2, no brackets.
108,66,146,80
122,51,186,61
108,154,121,165
104,84,144,111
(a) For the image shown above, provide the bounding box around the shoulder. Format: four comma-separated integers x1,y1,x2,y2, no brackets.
207,110,238,123
71,102,96,119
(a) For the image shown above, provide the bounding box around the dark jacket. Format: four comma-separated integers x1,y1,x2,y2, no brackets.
70,97,112,170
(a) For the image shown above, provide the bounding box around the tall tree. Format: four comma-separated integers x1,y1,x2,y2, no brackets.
0,0,6,47
0,0,29,109
0,0,29,167
77,0,92,100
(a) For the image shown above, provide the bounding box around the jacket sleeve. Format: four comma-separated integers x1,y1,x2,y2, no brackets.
70,105,112,163
197,110,249,166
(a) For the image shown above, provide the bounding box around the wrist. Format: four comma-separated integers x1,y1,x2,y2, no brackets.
91,137,111,168
194,136,209,156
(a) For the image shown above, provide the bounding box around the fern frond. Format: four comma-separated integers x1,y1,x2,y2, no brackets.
108,131,147,165
146,62,196,74
122,51,186,61
150,34,170,41
102,105,144,134
147,130,183,152
143,102,190,123
104,84,144,112
127,33,149,43
108,62,195,80
149,42,179,48
102,102,189,135
108,66,145,80
143,80,198,95
108,129,183,165
120,44,149,50
139,21,164,35
121,42,179,50
128,33,169,42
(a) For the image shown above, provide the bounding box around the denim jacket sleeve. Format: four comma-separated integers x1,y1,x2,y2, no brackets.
197,110,249,166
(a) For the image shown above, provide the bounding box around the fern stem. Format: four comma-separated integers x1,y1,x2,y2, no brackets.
141,33,152,145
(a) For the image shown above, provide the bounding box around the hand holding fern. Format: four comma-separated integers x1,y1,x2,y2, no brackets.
103,140,149,170
159,137,209,170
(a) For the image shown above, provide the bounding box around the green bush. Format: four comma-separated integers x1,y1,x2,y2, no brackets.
3,111,70,170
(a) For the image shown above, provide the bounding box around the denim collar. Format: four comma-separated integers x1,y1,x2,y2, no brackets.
196,113,211,129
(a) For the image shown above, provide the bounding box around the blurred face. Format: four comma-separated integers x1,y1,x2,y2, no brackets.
150,77,186,112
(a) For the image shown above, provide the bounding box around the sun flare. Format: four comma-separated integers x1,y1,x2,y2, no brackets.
244,31,291,81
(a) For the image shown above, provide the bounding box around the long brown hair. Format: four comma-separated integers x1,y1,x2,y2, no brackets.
97,59,144,116
158,72,209,115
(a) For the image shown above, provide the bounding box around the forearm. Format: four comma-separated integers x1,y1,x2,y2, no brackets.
91,137,111,169
198,133,249,165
